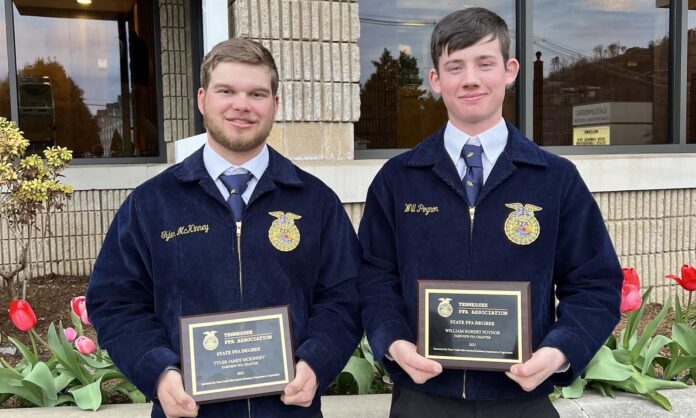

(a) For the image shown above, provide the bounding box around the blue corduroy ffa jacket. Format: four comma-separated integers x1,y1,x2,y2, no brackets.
359,123,622,400
87,146,362,418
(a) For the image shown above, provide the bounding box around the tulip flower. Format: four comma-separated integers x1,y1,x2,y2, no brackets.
75,336,97,355
620,267,641,313
63,326,77,342
8,299,37,331
80,309,91,326
71,296,86,317
666,264,696,308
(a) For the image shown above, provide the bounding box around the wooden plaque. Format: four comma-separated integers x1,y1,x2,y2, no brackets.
180,306,295,403
417,280,531,371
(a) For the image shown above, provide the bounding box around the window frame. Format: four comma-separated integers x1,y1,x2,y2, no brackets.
355,0,696,159
2,0,167,165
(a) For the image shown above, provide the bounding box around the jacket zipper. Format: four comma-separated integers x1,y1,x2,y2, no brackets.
463,206,476,398
236,220,251,417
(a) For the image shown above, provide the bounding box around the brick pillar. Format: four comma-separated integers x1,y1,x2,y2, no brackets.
228,0,360,160
160,0,196,161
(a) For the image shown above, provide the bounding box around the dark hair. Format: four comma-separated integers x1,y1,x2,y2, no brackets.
430,8,511,72
200,38,279,94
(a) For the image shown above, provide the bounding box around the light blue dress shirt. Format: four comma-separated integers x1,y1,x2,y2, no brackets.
203,142,269,204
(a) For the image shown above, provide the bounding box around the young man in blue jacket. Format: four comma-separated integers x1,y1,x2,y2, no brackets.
359,8,622,417
87,39,362,418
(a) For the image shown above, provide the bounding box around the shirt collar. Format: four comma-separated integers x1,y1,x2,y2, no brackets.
444,118,508,165
203,141,270,182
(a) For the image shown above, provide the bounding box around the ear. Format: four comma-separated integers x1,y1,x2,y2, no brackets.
273,94,279,116
429,68,442,94
197,87,206,116
504,58,520,86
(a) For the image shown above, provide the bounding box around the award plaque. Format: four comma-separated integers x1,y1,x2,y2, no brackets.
179,306,295,403
417,280,531,371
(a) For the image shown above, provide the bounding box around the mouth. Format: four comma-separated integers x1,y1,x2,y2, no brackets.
225,117,256,129
459,93,486,102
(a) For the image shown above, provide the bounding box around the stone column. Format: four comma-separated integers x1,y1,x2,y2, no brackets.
228,0,360,160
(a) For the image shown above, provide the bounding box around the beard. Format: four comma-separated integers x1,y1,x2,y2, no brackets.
203,113,273,153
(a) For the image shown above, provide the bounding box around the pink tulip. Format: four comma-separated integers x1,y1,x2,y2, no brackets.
63,327,77,342
80,309,90,326
71,296,86,317
74,336,96,355
620,268,642,313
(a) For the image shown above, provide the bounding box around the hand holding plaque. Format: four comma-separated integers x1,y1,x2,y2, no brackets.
179,306,295,403
417,280,531,371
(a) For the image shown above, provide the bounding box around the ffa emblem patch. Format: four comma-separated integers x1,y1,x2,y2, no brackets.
202,331,219,351
437,298,453,318
504,203,542,245
268,211,302,252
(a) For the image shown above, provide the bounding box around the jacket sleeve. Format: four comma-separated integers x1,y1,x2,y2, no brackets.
86,193,179,401
541,166,622,385
294,194,363,393
357,170,415,363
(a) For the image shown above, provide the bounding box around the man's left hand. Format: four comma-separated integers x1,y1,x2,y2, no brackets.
281,360,318,407
505,347,568,392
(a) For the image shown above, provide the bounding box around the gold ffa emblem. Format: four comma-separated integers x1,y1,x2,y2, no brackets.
504,203,542,245
437,298,453,318
202,331,219,351
268,211,302,252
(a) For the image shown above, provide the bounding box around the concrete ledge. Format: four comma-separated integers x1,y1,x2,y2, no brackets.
1,387,694,417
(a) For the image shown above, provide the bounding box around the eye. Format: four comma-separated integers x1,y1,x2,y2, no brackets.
251,91,268,98
447,66,461,73
480,63,494,69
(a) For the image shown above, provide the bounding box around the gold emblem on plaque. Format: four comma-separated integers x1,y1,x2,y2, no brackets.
504,203,542,245
437,298,453,318
268,211,302,252
202,331,219,351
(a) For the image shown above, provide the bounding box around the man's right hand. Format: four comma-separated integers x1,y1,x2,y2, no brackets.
388,340,443,384
156,369,199,418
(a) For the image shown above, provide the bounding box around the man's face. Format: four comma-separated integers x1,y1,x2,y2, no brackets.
198,61,278,161
429,36,519,135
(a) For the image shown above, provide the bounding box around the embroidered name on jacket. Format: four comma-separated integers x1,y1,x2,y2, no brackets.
268,211,301,252
160,224,210,242
403,203,439,216
504,203,542,245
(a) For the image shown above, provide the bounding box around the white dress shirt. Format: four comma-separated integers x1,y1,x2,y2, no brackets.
203,142,269,203
443,118,508,184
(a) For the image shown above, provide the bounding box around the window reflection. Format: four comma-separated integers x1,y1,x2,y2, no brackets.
533,0,669,146
6,0,159,158
356,1,516,150
688,6,696,144
0,5,10,119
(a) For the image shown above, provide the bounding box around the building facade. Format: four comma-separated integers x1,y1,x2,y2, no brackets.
1,0,696,304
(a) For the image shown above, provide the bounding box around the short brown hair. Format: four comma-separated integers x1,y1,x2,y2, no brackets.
200,38,279,94
431,8,511,72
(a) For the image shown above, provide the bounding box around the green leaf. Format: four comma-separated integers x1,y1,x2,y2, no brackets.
560,377,584,398
662,356,696,380
629,296,671,364
8,336,38,366
78,353,115,369
70,378,103,411
672,323,696,355
54,369,77,393
643,390,672,411
111,382,146,403
47,322,90,385
640,335,672,374
360,336,375,366
584,346,633,381
0,367,43,406
338,356,374,394
624,287,653,349
674,297,683,324
24,362,57,404
70,311,84,336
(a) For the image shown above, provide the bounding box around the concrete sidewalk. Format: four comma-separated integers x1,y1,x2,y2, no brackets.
2,388,695,417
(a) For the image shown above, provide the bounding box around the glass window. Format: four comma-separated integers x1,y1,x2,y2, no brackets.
9,0,159,158
356,1,517,150
688,4,696,144
533,0,669,146
0,4,10,119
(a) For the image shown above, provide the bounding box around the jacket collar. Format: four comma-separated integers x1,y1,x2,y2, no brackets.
173,145,303,207
405,122,549,169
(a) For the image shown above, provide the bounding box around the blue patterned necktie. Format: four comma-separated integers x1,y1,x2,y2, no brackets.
219,172,253,222
461,143,483,207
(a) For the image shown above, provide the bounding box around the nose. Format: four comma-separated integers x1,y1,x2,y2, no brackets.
231,94,251,112
460,67,480,88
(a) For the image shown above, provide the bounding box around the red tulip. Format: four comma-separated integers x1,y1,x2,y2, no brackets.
74,336,97,355
71,296,86,317
665,265,696,291
620,268,641,313
8,299,37,331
